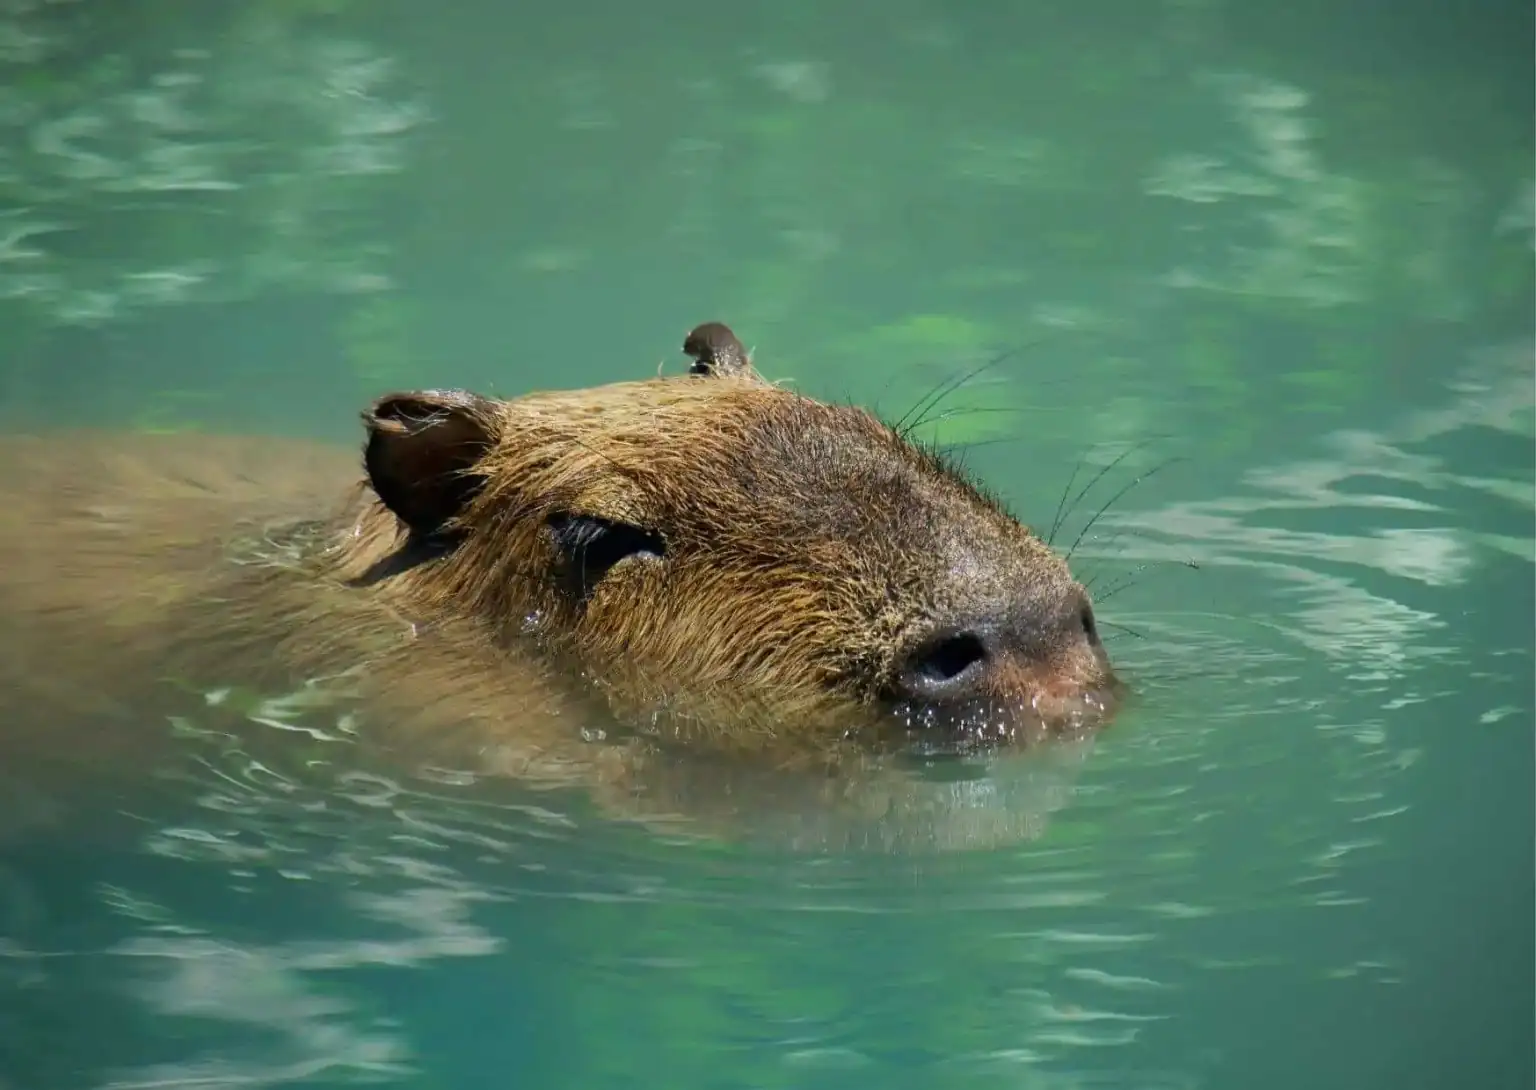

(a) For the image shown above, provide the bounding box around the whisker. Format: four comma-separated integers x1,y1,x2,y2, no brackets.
1081,525,1177,586
893,328,1069,439
1053,436,1170,545
1095,558,1202,604
1099,620,1147,641
937,434,1034,457
905,405,1028,437
893,352,1012,438
1065,455,1187,563
1091,563,1153,600
1077,525,1166,578
1047,454,1087,548
917,404,1028,424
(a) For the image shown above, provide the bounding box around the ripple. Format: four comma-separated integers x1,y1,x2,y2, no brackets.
7,335,1528,1085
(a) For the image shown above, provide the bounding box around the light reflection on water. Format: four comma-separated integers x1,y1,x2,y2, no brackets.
1,0,1530,1080
1,342,1525,1088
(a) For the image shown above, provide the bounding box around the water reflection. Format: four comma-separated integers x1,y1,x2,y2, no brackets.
1095,337,1532,666
0,3,425,325
1,342,1525,1089
95,865,506,1088
0,0,1527,1082
1148,73,1372,308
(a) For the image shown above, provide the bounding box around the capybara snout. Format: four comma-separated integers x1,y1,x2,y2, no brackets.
0,318,1122,849
343,320,1120,750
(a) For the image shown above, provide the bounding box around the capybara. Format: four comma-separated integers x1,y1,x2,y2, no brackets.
0,321,1119,851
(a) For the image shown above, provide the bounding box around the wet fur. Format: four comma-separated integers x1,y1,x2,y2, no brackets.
0,327,1111,849
0,432,605,791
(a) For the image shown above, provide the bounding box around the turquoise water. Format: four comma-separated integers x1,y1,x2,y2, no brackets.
2,2,1532,1087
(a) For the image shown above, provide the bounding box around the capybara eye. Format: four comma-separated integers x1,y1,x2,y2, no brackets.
2,314,1128,856
546,513,665,602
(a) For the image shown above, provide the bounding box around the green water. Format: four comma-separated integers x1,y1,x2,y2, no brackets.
1,1,1532,1087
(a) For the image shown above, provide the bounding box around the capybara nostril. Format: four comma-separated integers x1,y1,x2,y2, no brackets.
0,317,1124,851
1079,602,1100,647
892,628,993,702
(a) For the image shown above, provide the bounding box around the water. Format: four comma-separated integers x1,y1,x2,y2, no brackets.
1,1,1532,1087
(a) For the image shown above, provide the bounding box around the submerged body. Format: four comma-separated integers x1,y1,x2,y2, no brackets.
0,322,1119,850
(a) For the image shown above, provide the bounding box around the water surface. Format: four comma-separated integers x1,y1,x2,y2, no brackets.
0,1,1531,1088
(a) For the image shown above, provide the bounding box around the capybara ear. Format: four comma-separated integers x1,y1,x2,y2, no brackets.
362,390,499,537
681,321,759,380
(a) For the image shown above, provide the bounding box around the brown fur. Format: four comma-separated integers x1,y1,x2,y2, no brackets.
0,322,1118,850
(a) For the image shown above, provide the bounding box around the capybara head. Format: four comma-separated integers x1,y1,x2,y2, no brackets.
352,321,1120,758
